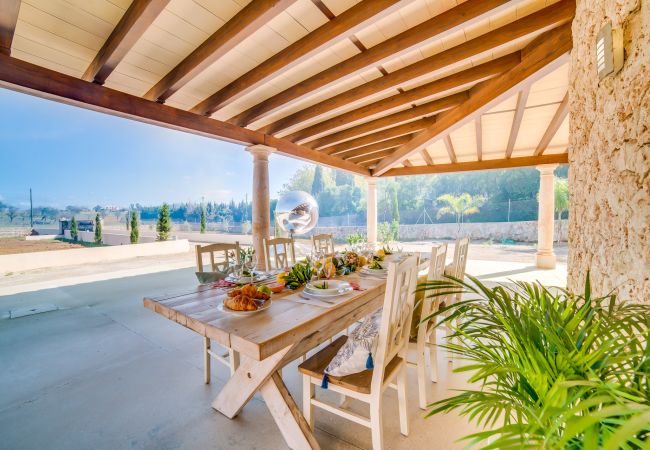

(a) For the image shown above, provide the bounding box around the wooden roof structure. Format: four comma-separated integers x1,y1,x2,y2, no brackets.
0,0,572,177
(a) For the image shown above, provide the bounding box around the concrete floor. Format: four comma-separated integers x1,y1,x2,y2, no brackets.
0,267,484,450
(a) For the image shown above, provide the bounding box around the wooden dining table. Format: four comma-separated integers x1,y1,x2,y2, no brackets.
143,272,387,450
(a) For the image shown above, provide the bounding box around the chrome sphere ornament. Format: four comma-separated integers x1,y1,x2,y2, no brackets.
275,191,319,235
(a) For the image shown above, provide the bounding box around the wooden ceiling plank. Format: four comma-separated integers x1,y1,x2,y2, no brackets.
0,54,369,176
233,0,574,127
319,118,432,154
443,135,457,163
505,86,530,157
190,0,404,116
475,117,482,161
274,51,520,139
534,92,569,156
229,0,515,126
336,134,415,158
382,154,568,176
0,0,20,56
144,0,297,103
371,23,573,175
82,0,170,84
303,91,466,148
350,148,397,164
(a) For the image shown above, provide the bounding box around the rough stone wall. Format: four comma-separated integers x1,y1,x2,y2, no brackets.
568,0,649,301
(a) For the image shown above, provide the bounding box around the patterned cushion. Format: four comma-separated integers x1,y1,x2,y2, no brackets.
325,308,382,377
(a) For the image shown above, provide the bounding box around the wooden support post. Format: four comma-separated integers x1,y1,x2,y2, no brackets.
247,144,275,271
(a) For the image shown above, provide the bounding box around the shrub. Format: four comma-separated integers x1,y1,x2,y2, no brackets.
156,203,171,241
200,207,206,234
70,216,78,241
130,211,139,244
94,213,102,244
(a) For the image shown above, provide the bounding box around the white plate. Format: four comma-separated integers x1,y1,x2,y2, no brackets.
363,265,388,273
361,267,388,278
218,299,272,316
226,272,269,283
305,280,351,295
301,288,352,301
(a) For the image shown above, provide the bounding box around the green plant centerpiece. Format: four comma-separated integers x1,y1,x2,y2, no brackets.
280,260,314,290
418,274,649,449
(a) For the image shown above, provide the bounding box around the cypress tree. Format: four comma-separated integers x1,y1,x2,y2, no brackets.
126,213,130,230
200,206,206,234
156,203,171,241
130,211,139,244
312,166,325,196
94,213,102,244
70,216,78,241
390,187,400,241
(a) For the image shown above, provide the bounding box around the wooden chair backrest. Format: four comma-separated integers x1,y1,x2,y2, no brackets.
449,237,470,279
312,233,334,256
371,254,419,392
263,237,296,270
419,244,448,336
195,242,240,273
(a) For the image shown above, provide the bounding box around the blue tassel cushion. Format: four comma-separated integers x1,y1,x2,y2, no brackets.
322,308,382,386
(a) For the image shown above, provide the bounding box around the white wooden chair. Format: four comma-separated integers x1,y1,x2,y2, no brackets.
442,237,470,362
312,233,335,257
263,237,296,270
407,244,447,409
194,243,241,383
299,255,419,450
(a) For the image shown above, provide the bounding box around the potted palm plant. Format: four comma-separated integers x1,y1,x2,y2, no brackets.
418,274,649,449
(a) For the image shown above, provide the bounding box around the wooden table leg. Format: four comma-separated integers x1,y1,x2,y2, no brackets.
212,346,291,418
260,373,321,450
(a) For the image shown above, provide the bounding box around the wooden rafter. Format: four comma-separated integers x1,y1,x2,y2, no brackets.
352,148,397,165
0,0,21,56
505,87,530,157
228,0,514,127
372,23,573,175
443,135,457,163
336,135,415,159
402,160,414,167
420,149,434,165
303,92,466,148
144,0,296,103
318,118,433,153
475,118,483,161
534,93,569,155
0,54,369,176
82,0,169,84
190,0,404,116
276,52,520,140
382,154,568,176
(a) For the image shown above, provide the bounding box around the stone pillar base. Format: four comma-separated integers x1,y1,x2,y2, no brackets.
535,251,557,269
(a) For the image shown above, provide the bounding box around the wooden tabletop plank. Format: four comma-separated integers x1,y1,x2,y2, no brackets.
143,273,386,360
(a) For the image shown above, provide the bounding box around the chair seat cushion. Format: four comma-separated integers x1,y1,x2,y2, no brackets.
298,336,402,394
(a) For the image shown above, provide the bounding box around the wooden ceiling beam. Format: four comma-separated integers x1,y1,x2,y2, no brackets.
443,135,457,163
372,23,573,175
0,0,20,56
352,148,397,165
336,134,415,159
144,0,296,103
318,118,433,153
381,154,568,176
276,52,520,140
190,0,404,116
233,0,574,128
305,92,466,149
229,0,514,127
0,54,369,176
82,0,169,84
534,92,569,156
475,117,482,161
420,149,434,166
505,86,530,157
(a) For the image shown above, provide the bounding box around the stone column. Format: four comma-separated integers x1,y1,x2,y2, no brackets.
536,164,558,269
246,144,275,271
366,177,378,248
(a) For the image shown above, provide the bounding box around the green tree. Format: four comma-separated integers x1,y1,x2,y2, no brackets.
436,193,486,235
130,211,139,244
312,166,325,196
70,216,78,241
156,203,171,241
200,206,206,234
7,206,18,223
126,213,130,230
554,177,569,243
94,213,102,244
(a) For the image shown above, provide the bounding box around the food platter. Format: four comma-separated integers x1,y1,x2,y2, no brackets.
225,271,270,284
218,299,272,316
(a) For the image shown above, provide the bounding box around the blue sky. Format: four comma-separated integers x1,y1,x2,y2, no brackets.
0,87,308,209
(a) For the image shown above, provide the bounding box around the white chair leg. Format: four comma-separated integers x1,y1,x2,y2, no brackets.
203,337,211,384
396,364,409,436
429,333,438,383
228,348,240,376
302,376,314,430
370,397,384,450
415,337,429,410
